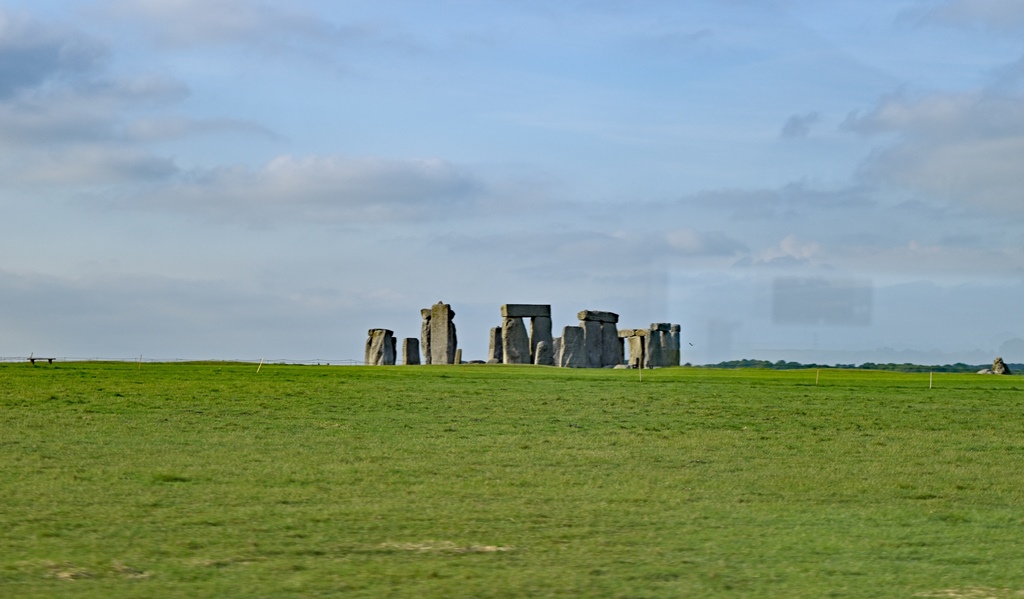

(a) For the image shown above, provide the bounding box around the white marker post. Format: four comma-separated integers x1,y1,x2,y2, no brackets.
257,358,264,373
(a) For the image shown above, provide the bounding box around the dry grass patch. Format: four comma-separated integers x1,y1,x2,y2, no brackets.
916,588,1024,599
378,540,513,554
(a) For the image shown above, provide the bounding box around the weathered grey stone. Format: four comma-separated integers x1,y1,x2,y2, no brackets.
600,322,621,366
618,329,635,338
402,338,420,365
578,310,619,323
420,308,432,365
501,304,551,318
429,302,457,365
650,322,672,332
488,327,503,363
613,364,629,369
667,325,681,367
627,335,645,369
978,368,995,374
365,329,395,366
559,326,587,368
993,357,1012,375
502,316,531,364
534,340,554,366
552,337,562,361
454,349,463,365
644,330,664,368
530,316,553,363
581,319,602,368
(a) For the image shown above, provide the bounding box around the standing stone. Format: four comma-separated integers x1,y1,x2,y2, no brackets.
581,320,602,368
454,349,463,365
560,326,587,368
365,329,395,366
644,330,664,369
488,327,503,364
420,308,432,365
502,317,531,364
534,340,553,366
668,324,681,367
430,302,457,364
993,357,1012,375
660,329,675,367
402,338,421,365
627,334,645,369
600,322,620,367
530,316,553,364
552,337,562,362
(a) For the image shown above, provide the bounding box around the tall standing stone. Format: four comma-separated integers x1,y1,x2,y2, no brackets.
627,334,645,369
668,324,681,367
552,337,562,362
581,320,602,368
502,317,531,364
578,310,618,368
365,329,395,366
644,330,664,369
429,302,457,365
600,322,621,367
420,308,432,365
534,341,553,366
530,316,553,364
402,338,421,365
488,327,503,364
560,326,587,368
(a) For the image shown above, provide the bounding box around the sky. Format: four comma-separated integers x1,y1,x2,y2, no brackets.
2,0,1023,365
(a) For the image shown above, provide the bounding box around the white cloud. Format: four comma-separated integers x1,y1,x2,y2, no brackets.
126,155,484,224
665,229,747,256
845,90,1024,216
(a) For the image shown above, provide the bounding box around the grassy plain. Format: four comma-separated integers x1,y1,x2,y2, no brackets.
1,362,1023,598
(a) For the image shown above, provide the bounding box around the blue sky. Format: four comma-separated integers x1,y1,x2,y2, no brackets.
2,0,1023,364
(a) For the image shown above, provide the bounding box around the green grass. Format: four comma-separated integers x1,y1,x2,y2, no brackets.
1,362,1023,598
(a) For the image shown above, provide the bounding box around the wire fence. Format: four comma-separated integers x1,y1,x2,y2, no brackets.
0,356,365,366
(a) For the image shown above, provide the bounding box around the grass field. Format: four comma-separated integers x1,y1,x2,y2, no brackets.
1,362,1023,598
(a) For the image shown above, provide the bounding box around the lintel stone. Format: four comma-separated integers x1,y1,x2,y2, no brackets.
578,310,619,323
501,304,551,318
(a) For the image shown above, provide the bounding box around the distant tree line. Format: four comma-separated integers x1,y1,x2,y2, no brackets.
698,360,1023,373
